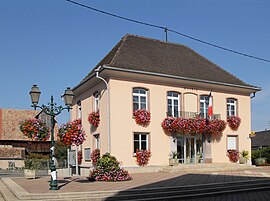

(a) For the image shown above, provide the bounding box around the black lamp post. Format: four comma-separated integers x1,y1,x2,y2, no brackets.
29,84,74,190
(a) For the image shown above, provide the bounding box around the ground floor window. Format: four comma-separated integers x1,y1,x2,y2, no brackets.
134,133,149,153
84,148,91,161
227,135,237,150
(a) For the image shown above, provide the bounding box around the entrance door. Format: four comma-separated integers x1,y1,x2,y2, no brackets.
177,134,203,164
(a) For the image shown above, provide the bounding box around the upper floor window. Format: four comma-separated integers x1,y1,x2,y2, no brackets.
167,92,180,117
77,101,82,119
200,95,209,118
227,98,237,117
133,88,148,111
94,92,100,112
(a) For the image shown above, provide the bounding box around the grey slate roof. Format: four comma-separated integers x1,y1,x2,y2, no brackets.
251,130,270,147
81,34,258,89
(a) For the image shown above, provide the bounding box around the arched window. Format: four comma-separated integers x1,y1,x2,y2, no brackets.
167,92,180,117
227,98,237,116
133,88,148,111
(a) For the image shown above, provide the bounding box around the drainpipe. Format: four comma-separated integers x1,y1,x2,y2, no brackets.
95,66,111,153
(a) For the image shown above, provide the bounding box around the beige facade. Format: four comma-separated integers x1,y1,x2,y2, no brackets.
71,34,260,167
72,72,255,167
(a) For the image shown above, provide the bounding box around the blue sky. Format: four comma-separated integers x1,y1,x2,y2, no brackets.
1,0,269,131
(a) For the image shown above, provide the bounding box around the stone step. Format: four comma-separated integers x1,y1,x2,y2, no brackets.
160,163,258,173
105,179,270,201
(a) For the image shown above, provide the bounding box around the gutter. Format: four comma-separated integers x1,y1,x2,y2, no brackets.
95,66,111,154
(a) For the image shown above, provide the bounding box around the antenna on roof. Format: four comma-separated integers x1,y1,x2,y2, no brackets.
164,27,168,42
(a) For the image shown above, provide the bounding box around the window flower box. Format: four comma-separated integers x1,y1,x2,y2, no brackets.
227,116,241,131
133,109,151,127
88,112,100,127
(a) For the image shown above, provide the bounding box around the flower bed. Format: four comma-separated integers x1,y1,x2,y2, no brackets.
89,153,132,182
227,116,241,131
133,109,151,126
135,149,151,166
19,118,50,141
58,119,86,146
88,112,100,127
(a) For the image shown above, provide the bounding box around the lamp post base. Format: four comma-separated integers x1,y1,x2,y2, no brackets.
49,180,59,190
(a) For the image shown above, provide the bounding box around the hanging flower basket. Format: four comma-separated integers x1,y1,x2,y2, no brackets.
133,109,151,127
227,116,241,131
58,119,86,146
88,112,100,127
135,149,151,166
227,149,239,163
19,118,50,141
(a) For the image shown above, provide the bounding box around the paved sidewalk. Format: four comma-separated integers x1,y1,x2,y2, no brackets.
0,166,270,200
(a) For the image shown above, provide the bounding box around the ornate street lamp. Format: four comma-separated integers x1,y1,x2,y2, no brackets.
29,84,74,190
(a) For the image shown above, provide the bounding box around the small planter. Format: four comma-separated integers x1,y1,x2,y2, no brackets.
239,157,247,164
24,169,36,179
169,158,178,166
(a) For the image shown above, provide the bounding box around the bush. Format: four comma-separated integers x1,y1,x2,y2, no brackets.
54,141,68,160
89,153,132,182
254,158,266,166
252,148,270,164
24,153,49,170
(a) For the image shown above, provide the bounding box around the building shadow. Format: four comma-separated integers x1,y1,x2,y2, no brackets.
101,172,270,200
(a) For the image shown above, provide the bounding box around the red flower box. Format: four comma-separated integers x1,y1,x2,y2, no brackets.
135,149,151,166
227,149,239,163
161,117,226,136
227,116,241,131
88,112,100,127
133,109,151,127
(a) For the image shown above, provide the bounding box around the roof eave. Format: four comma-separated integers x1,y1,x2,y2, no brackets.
103,65,261,92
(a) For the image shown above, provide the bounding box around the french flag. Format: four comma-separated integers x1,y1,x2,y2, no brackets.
208,92,213,119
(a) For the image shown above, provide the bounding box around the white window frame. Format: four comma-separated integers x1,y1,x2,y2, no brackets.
133,88,148,111
84,148,91,161
200,95,209,118
227,98,237,117
134,133,149,154
227,136,237,150
167,92,180,117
